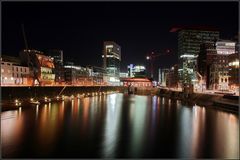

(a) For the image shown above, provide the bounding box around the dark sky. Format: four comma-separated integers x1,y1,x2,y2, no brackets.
2,1,239,72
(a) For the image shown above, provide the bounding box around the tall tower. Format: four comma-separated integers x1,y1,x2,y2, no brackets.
102,41,121,77
170,26,219,86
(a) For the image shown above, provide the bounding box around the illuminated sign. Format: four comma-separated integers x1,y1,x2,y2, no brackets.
106,45,113,48
180,54,197,58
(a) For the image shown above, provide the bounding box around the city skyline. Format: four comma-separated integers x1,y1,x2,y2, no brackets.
1,1,239,159
2,1,238,71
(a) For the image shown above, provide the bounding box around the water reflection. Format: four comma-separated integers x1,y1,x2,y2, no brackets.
102,94,122,158
191,105,206,158
178,105,192,157
1,110,24,157
128,95,148,157
1,93,239,158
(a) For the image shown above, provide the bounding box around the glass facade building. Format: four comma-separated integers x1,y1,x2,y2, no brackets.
102,41,121,77
175,28,220,86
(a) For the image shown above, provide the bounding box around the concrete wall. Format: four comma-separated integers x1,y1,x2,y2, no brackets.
1,86,126,100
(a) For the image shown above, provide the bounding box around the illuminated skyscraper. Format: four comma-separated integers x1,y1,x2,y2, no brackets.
102,41,121,77
170,26,220,87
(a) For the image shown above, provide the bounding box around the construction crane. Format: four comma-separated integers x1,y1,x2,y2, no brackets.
21,24,41,86
146,49,171,79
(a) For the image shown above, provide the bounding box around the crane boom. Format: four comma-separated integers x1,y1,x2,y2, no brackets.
146,49,172,79
21,24,29,49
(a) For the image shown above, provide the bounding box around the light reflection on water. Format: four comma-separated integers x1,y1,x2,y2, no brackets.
1,93,239,158
102,94,122,158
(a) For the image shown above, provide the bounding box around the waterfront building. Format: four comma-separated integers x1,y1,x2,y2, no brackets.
127,64,147,78
47,49,63,64
19,49,55,86
206,40,235,91
228,53,239,94
88,65,108,85
102,41,121,77
1,55,31,86
120,77,152,87
198,42,217,89
170,26,219,87
208,40,236,91
166,64,179,89
198,40,236,91
64,62,92,85
127,64,134,77
120,72,128,78
47,49,65,84
158,68,169,87
132,65,147,78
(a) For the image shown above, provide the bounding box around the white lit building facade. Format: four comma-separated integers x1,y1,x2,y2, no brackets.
1,57,30,86
209,40,236,91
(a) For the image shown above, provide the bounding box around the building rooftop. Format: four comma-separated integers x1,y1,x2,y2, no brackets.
170,25,219,32
1,55,21,65
120,77,152,82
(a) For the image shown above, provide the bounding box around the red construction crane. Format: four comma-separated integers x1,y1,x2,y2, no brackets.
146,49,171,79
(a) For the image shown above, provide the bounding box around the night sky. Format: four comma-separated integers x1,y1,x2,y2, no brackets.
2,1,239,72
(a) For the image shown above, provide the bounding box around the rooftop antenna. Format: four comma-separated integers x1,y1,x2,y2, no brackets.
21,23,29,49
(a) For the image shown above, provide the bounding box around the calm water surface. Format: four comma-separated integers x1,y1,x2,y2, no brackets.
1,93,239,158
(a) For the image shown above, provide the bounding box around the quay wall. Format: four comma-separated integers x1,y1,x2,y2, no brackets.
157,88,239,113
157,89,221,106
1,86,126,100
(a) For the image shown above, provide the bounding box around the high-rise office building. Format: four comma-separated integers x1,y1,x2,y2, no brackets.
170,26,220,86
102,41,121,77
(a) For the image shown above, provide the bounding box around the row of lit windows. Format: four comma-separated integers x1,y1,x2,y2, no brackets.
1,62,11,65
12,66,28,72
12,73,24,78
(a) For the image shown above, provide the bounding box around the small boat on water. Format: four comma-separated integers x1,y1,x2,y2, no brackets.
29,98,40,105
30,100,40,105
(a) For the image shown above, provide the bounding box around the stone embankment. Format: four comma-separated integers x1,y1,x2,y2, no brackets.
1,86,125,111
157,88,239,113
